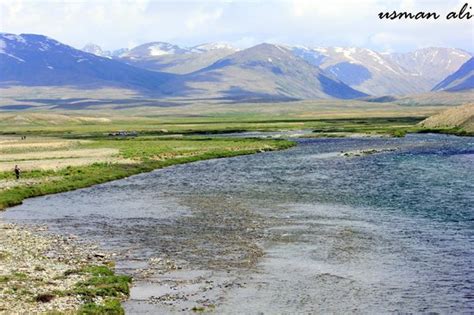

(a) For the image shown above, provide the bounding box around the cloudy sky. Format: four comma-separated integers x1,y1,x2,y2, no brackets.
0,0,472,52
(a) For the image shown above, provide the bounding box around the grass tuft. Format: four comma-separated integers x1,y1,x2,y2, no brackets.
77,299,124,315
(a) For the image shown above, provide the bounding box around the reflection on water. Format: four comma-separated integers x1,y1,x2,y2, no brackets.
2,134,473,313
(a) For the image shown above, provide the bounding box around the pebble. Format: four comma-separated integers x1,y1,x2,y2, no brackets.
0,222,114,313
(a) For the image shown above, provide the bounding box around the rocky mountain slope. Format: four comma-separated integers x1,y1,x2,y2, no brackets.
291,46,471,96
0,33,173,90
432,57,473,92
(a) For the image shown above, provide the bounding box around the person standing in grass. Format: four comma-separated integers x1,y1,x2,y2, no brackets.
14,165,21,180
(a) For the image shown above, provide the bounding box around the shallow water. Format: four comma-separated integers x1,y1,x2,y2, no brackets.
2,134,473,313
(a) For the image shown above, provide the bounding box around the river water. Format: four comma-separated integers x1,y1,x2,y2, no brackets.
2,134,473,313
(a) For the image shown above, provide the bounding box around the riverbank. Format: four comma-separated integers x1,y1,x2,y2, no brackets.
0,222,131,313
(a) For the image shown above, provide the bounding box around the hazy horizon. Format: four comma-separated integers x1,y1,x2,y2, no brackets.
1,0,473,53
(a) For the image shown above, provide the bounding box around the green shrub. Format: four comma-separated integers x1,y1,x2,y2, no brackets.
77,299,124,315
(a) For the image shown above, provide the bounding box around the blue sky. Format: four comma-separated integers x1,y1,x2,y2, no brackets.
1,0,473,52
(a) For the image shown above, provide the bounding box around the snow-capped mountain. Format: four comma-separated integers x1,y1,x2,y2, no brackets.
82,43,111,58
159,43,367,100
290,46,472,95
388,48,471,87
0,33,172,89
123,42,188,58
110,48,130,58
119,41,237,58
117,41,237,74
291,46,413,95
81,44,130,58
190,43,237,53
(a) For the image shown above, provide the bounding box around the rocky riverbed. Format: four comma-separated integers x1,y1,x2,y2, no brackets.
0,222,116,313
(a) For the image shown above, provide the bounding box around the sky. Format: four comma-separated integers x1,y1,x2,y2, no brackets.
0,0,473,52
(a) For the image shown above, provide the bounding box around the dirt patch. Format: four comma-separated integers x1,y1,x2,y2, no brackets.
0,138,136,171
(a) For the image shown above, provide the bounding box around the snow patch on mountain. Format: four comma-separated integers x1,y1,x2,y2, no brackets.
191,43,235,52
38,42,51,52
2,34,26,43
0,37,25,62
2,53,25,63
148,43,180,56
149,46,174,56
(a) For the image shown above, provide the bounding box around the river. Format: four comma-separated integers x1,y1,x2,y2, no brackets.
2,134,473,313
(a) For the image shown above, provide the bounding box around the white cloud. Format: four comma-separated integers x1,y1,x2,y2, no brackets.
370,32,428,52
292,0,381,18
231,36,259,49
186,7,223,30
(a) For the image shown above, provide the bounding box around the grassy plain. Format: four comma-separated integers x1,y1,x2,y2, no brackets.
1,88,466,136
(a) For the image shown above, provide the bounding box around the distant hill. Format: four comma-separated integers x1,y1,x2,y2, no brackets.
117,42,237,74
82,43,111,58
81,44,129,58
291,46,471,96
432,57,474,92
419,103,474,133
388,48,471,90
393,90,474,107
0,33,173,90
159,43,368,100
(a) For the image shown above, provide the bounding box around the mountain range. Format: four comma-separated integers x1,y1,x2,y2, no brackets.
0,33,365,100
1,32,473,101
86,41,474,96
291,46,471,95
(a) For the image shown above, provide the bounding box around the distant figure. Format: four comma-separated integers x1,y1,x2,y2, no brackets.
14,165,21,180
